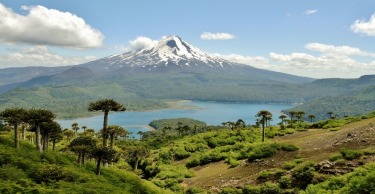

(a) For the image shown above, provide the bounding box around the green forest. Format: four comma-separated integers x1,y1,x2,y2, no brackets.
1,99,375,193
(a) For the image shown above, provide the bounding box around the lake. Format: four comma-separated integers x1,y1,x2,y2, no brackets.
57,101,293,139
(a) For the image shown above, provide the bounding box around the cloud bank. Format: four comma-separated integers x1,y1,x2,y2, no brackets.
218,43,375,78
200,32,235,40
0,46,97,67
0,3,104,48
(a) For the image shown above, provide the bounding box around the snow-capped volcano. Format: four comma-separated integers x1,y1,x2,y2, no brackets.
86,35,246,73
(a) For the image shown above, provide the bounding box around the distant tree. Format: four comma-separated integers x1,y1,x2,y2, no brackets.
26,109,55,152
226,121,236,130
288,111,297,122
279,114,288,125
88,99,126,147
308,114,316,123
124,146,150,170
82,128,96,137
0,108,28,149
63,129,74,142
91,146,116,175
235,119,246,129
327,111,334,119
296,111,306,122
40,121,62,151
82,125,87,132
49,125,63,151
256,110,272,142
69,136,96,165
107,125,129,149
71,123,80,138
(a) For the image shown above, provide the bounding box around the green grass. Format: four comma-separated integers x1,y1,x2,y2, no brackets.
0,134,172,194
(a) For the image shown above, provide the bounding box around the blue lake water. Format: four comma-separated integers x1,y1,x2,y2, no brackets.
57,101,293,139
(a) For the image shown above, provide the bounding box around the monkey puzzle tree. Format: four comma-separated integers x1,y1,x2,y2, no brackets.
91,146,117,175
0,108,28,149
69,136,96,165
256,110,272,142
308,114,316,123
71,123,80,138
88,99,125,147
40,121,62,151
107,125,129,149
25,109,55,152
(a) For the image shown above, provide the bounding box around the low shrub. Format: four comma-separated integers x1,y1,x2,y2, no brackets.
340,149,363,160
329,153,344,162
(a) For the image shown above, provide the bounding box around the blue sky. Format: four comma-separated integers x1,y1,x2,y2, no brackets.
1,0,375,78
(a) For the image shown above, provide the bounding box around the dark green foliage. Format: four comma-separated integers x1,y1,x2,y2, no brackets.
0,135,171,193
340,148,363,160
291,161,317,189
257,169,286,183
304,162,375,193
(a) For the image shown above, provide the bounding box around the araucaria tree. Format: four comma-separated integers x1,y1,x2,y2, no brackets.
107,125,129,149
0,108,28,148
256,110,272,142
88,99,126,147
26,109,56,152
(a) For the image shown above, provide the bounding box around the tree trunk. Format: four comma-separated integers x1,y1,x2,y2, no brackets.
262,121,265,142
14,124,19,149
45,133,49,151
96,156,102,175
77,153,81,164
36,126,42,152
102,111,109,147
134,159,139,170
110,134,114,149
22,124,26,140
82,153,85,165
52,140,56,151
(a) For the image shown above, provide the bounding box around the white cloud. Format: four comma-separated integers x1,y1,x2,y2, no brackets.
351,13,375,36
267,43,375,78
0,3,104,48
200,32,235,40
0,46,97,68
214,43,375,78
128,36,158,51
305,43,375,57
304,10,318,15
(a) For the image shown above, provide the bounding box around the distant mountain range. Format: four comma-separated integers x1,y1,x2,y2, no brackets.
0,36,375,119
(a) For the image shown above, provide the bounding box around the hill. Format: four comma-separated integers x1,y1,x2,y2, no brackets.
0,134,171,194
288,83,375,120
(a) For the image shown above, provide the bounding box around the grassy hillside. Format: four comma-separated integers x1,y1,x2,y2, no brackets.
0,133,171,194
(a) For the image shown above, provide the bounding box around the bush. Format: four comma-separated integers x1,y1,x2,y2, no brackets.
280,144,299,151
32,164,67,183
278,175,292,189
257,169,285,183
329,153,343,162
340,149,363,160
225,157,240,168
292,161,316,189
248,144,279,161
0,165,28,181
